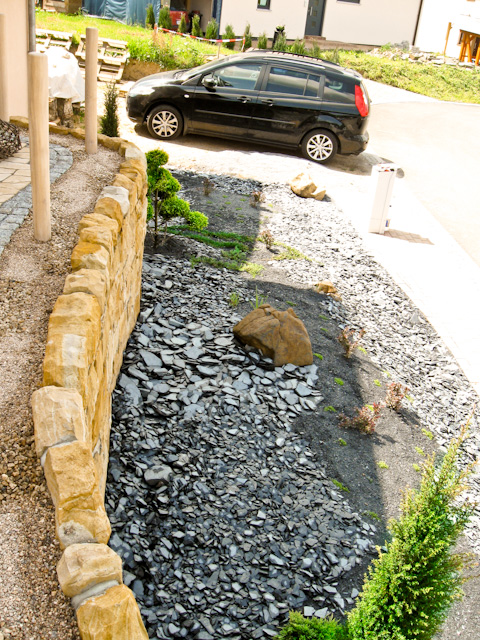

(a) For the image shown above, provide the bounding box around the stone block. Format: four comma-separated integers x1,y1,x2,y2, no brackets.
233,304,313,367
63,270,108,313
124,145,147,169
43,293,101,393
76,585,148,640
32,386,88,459
79,214,119,247
57,543,122,598
79,226,114,258
97,134,122,151
44,441,111,548
94,197,124,227
112,173,137,208
71,242,110,274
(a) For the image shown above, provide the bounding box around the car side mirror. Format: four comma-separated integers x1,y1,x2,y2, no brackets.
202,74,217,90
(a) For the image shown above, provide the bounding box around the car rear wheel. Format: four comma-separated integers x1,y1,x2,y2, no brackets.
147,105,183,140
302,129,338,164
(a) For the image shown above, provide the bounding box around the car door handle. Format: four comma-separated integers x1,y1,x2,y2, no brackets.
238,96,251,103
261,99,274,105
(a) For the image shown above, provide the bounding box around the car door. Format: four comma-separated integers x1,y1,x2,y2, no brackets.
249,66,324,146
190,62,264,138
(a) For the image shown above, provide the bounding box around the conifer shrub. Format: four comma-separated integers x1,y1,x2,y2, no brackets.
243,23,252,49
275,611,348,640
191,13,203,38
347,426,475,640
257,32,268,49
100,83,119,137
146,150,208,243
290,38,306,55
223,24,236,49
158,6,172,30
177,13,188,34
145,4,155,29
205,18,219,40
273,31,288,52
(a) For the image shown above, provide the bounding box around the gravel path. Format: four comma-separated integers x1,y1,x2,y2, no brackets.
0,135,121,640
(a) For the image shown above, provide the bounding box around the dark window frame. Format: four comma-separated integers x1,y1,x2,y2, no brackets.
257,0,271,10
337,0,360,4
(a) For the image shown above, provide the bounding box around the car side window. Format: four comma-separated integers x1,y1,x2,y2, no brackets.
323,76,355,104
265,67,309,95
305,74,321,97
212,64,263,90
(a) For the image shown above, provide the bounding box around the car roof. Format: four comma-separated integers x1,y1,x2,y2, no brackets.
222,50,362,80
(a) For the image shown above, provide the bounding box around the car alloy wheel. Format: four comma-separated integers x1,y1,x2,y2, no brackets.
147,105,183,140
302,129,338,164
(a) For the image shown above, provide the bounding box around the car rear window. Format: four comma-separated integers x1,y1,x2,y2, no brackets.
265,67,321,97
323,76,356,104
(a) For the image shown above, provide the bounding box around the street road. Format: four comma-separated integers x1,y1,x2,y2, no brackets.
365,84,480,267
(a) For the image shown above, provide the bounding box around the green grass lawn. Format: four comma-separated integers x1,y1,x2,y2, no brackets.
36,10,480,102
35,9,230,69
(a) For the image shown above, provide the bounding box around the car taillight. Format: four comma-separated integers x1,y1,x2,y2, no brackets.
355,84,369,117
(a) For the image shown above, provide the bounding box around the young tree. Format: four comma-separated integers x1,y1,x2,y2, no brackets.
145,4,155,29
205,18,219,40
243,23,252,50
223,24,236,50
100,83,119,138
146,150,208,243
191,14,203,38
177,13,188,34
158,6,172,30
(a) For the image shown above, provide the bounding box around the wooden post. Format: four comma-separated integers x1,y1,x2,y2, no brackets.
85,27,98,155
443,21,452,57
27,0,36,53
27,53,51,242
0,14,8,121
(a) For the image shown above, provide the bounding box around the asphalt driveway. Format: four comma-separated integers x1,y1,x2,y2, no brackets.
365,80,480,267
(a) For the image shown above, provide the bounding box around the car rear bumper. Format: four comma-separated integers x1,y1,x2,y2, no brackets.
339,131,369,156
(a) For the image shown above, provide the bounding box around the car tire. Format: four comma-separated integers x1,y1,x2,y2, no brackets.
301,129,338,164
146,105,183,140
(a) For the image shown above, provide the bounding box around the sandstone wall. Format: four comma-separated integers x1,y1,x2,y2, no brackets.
17,122,151,640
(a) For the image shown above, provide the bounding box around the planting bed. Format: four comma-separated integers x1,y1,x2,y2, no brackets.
106,171,480,639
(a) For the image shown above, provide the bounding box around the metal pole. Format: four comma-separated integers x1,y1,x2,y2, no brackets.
0,14,8,121
28,0,36,53
85,27,98,154
28,52,51,241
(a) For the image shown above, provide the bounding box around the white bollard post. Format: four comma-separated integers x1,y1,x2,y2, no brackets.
85,27,98,155
0,14,8,121
27,52,51,242
368,164,397,234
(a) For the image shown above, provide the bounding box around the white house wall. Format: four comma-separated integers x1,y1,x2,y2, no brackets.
219,0,310,40
322,0,421,46
415,0,480,57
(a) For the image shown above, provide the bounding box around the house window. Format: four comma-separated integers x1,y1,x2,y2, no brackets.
338,0,360,3
257,0,271,9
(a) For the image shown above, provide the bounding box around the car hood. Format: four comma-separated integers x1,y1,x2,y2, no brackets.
130,70,186,89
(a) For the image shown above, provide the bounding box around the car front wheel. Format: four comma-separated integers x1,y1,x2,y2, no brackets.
146,105,183,140
302,129,338,164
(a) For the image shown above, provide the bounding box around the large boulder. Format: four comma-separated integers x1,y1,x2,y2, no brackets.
233,304,313,367
289,172,326,201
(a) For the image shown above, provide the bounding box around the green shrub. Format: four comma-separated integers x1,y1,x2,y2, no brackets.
177,13,188,34
100,82,119,137
273,31,288,52
257,32,268,49
290,38,306,55
275,611,348,640
158,6,172,30
205,18,219,40
311,43,322,58
191,13,203,38
145,4,155,29
146,150,208,242
223,23,236,50
243,23,252,50
347,427,475,640
185,210,208,231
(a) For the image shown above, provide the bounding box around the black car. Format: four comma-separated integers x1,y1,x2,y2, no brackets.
126,50,370,164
